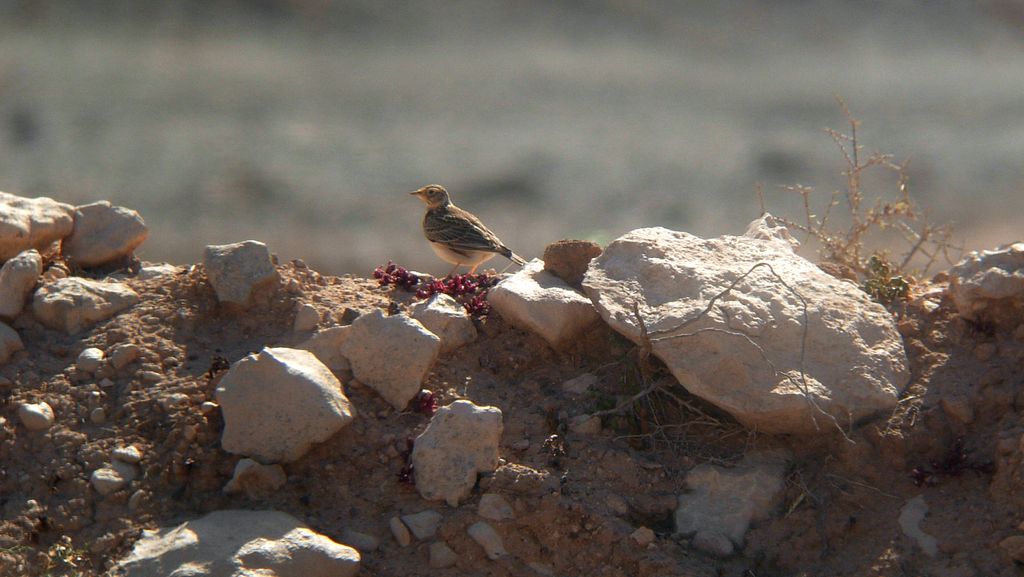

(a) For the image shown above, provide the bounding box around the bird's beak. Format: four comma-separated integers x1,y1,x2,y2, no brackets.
410,189,423,197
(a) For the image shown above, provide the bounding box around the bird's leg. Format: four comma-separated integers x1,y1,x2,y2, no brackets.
467,263,479,275
447,262,463,278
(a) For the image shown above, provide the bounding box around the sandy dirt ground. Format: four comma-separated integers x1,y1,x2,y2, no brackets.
1,257,1023,576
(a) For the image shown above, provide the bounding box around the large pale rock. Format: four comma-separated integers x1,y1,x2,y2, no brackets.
410,293,477,353
0,249,42,318
112,509,360,577
411,400,503,506
488,259,601,347
18,401,54,431
297,326,351,373
0,192,74,262
675,451,788,554
340,310,440,410
948,242,1024,326
583,227,909,434
203,240,279,306
62,201,148,267
0,322,24,364
215,347,355,463
32,277,139,335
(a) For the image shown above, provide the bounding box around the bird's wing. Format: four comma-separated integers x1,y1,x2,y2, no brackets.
423,207,507,254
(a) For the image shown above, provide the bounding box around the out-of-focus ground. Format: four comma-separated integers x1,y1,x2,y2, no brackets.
0,0,1021,275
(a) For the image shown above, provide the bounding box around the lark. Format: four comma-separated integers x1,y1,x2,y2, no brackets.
411,184,527,276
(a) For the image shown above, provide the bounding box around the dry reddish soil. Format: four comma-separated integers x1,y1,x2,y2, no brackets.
1,259,1022,577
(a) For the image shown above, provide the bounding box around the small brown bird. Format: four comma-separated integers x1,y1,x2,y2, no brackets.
411,184,527,276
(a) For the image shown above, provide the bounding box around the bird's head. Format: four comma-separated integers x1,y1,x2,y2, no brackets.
410,184,451,208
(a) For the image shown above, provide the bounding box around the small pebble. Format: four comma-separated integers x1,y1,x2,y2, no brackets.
478,493,514,521
389,516,411,547
128,489,147,512
90,462,137,496
467,521,507,560
108,344,140,369
401,510,443,541
99,378,116,388
113,445,143,464
76,348,105,374
429,541,458,569
90,407,107,425
200,401,219,415
140,371,163,384
341,529,379,553
631,526,656,548
18,402,55,431
293,303,320,332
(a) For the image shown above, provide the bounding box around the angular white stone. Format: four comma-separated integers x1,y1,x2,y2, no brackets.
488,259,600,347
675,451,787,551
583,226,910,434
467,521,507,560
203,240,279,306
948,242,1024,324
400,510,443,541
0,249,42,319
341,310,440,410
297,326,351,373
32,277,139,335
62,201,148,267
409,293,477,353
113,510,360,577
215,347,355,463
0,191,74,262
412,400,503,506
743,213,800,252
293,303,320,333
18,401,54,431
0,322,24,364
137,262,181,280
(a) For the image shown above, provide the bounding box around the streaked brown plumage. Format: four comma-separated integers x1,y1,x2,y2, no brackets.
410,184,527,275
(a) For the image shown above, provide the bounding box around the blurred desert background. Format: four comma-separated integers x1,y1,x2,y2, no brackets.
0,0,1021,276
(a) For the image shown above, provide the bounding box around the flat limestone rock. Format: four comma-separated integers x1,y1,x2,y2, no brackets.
948,242,1024,326
341,310,440,410
215,347,355,463
32,277,139,335
62,201,149,267
0,191,74,262
409,293,477,353
583,226,909,434
488,259,601,347
112,509,360,577
411,400,503,506
675,451,788,553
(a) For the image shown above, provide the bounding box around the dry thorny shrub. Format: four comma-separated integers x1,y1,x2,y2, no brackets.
759,98,961,304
